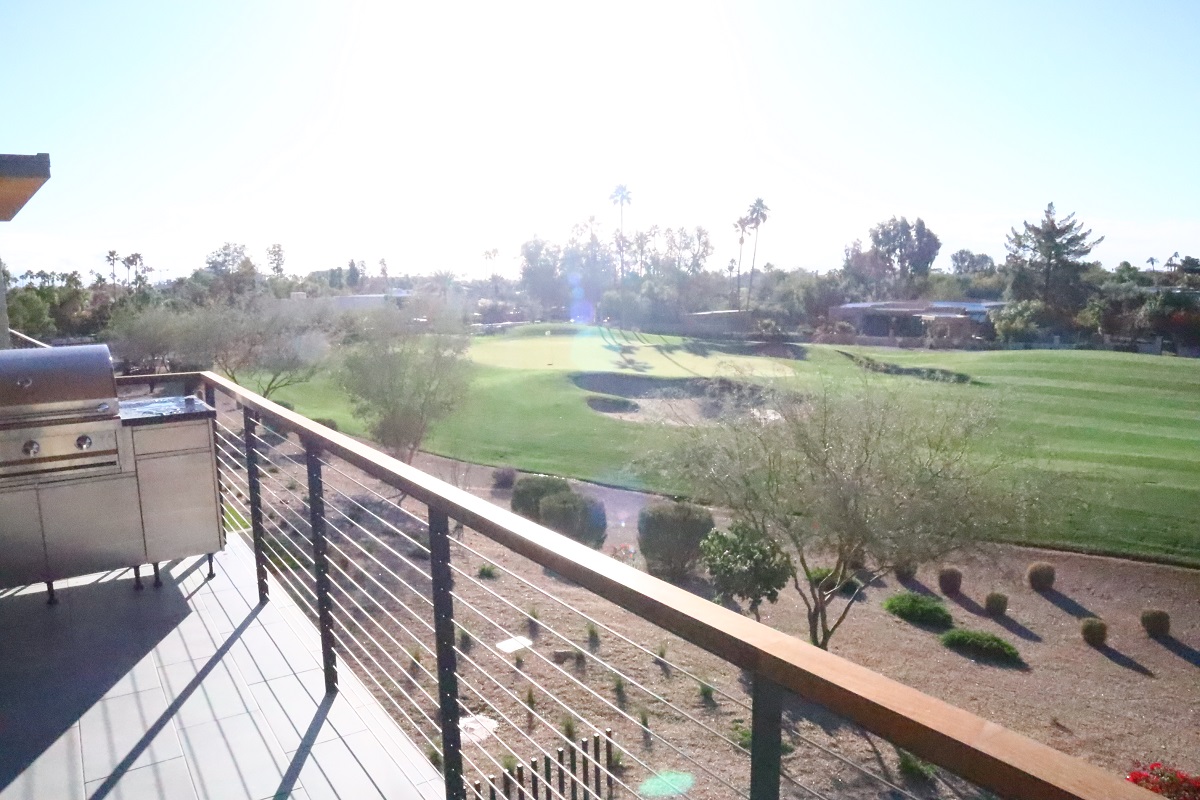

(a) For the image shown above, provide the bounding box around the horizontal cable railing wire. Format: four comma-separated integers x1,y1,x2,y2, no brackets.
169,371,1146,800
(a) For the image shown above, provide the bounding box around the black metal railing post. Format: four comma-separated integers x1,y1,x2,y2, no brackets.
749,676,784,800
429,505,465,800
304,438,338,695
242,408,269,604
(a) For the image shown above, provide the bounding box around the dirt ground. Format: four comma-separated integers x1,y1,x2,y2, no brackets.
207,393,1198,799
411,452,1200,780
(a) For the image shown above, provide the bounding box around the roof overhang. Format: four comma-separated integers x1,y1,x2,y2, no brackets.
0,153,51,221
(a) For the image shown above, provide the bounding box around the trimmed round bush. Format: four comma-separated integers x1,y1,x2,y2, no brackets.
937,567,963,596
538,492,607,549
984,592,1008,617
940,629,1023,666
893,560,918,581
638,502,715,582
1140,609,1170,638
1081,617,1108,647
1026,562,1056,592
511,475,571,520
882,591,953,630
312,417,340,432
492,466,517,490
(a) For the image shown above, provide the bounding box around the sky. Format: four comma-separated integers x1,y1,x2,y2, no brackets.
2,0,1198,283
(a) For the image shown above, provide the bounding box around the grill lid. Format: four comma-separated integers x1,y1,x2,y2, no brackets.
0,344,119,425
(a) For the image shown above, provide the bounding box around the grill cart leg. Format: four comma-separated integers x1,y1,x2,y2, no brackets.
206,553,215,580
45,581,57,605
133,566,144,590
152,562,162,588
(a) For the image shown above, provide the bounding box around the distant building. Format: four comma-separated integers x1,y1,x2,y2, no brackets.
830,300,1005,339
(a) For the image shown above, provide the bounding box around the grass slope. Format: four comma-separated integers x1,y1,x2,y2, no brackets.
272,327,1200,564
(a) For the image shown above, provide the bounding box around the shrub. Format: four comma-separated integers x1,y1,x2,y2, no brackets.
1026,562,1056,592
1081,617,1108,647
897,749,936,782
586,621,600,648
937,567,963,596
638,502,716,581
539,492,607,548
312,417,340,432
698,682,715,704
511,475,571,519
882,592,953,630
894,560,918,580
492,466,517,489
477,563,498,580
1127,761,1200,799
984,592,1008,617
1141,609,1171,639
561,717,577,742
700,523,793,617
940,629,1023,666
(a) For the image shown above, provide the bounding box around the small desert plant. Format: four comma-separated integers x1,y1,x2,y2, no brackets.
1081,617,1108,647
638,709,650,729
984,592,1009,617
613,675,626,702
427,746,443,770
894,560,918,580
940,629,1023,666
937,567,963,595
492,466,517,489
523,686,537,709
501,754,518,773
637,501,716,582
477,563,498,580
286,478,299,492
586,621,600,648
511,475,571,519
1026,561,1056,592
698,682,715,704
573,647,586,670
458,629,473,653
540,492,607,548
514,654,525,670
655,642,668,662
562,717,577,742
527,607,540,636
1140,609,1171,638
897,749,936,782
408,647,422,672
882,591,953,630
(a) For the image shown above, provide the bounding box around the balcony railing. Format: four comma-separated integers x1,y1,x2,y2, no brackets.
114,370,1149,800
7,328,52,348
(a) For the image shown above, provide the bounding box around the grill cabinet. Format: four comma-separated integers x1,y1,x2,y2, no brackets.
0,345,223,592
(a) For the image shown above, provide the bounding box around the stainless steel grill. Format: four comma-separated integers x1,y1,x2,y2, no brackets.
0,344,125,483
0,345,223,597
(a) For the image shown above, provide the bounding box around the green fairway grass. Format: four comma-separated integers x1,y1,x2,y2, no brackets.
271,327,1200,565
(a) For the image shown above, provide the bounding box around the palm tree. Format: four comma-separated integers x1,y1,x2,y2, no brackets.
1146,256,1159,272
733,217,750,308
610,185,632,282
744,198,770,313
106,250,119,285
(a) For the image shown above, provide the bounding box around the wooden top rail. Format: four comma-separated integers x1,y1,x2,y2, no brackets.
120,371,1149,800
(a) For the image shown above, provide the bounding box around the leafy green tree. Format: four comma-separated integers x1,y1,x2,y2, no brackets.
267,244,286,276
663,379,1028,649
1004,203,1104,316
700,522,793,620
950,249,995,275
988,299,1047,343
519,238,567,319
340,306,471,462
346,259,361,288
868,216,942,296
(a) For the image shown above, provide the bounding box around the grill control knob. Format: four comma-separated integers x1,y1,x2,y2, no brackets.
76,435,94,451
22,440,40,457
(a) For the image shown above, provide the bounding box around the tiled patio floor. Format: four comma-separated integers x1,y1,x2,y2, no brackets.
0,535,443,800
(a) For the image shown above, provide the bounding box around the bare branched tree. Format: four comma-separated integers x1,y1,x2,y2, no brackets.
663,377,1037,649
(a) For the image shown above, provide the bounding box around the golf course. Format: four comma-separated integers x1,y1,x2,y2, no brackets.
272,325,1200,566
